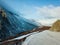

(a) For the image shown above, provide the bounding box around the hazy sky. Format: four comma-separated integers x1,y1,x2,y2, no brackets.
0,0,60,26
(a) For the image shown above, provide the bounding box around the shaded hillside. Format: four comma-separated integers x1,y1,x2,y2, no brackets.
0,7,40,41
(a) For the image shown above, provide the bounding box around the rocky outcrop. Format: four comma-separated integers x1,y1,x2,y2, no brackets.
50,20,60,32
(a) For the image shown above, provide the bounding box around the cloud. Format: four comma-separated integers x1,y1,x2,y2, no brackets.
36,19,57,26
19,5,60,26
33,5,60,26
35,5,60,19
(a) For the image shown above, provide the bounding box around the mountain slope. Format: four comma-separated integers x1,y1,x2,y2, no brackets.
0,7,39,41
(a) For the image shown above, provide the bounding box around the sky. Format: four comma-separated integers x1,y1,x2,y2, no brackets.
0,0,60,26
